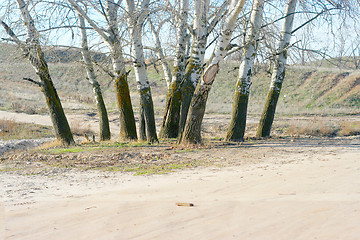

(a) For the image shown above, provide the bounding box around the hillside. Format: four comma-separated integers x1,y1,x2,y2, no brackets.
0,42,359,117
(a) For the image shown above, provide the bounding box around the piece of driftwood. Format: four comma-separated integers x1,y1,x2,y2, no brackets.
176,202,194,207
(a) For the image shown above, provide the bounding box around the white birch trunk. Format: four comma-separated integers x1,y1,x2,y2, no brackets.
206,0,246,69
269,0,297,92
159,0,189,138
257,0,297,138
172,0,189,84
126,0,150,91
178,0,210,135
237,0,264,95
226,0,264,141
78,14,111,141
78,15,99,92
105,0,125,78
126,0,158,143
181,0,247,144
188,0,209,87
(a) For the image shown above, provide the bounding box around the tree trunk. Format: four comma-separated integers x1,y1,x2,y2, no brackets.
178,0,209,137
181,64,220,144
5,0,74,145
114,71,138,141
70,0,137,141
139,87,158,143
226,0,264,142
256,0,297,138
178,58,204,138
159,80,182,138
38,57,74,145
139,104,147,141
78,15,110,141
160,0,189,139
106,0,138,141
180,0,246,144
126,0,158,143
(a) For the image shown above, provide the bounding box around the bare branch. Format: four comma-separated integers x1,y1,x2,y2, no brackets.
23,77,43,87
67,0,111,44
164,0,194,36
206,0,230,37
291,8,338,34
0,21,27,50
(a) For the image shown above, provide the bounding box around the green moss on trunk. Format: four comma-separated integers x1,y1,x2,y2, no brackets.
181,64,219,144
226,91,249,142
139,87,158,143
256,85,282,138
93,82,111,141
139,104,147,141
178,61,202,138
40,73,74,146
159,81,182,139
114,74,137,141
35,48,74,146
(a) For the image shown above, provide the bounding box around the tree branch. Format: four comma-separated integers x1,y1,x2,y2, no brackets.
164,0,194,36
23,77,43,87
93,60,115,78
0,21,27,50
206,0,230,37
291,8,337,34
67,0,111,44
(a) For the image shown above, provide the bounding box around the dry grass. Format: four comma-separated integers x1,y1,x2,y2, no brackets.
0,118,17,138
69,121,95,136
36,140,63,150
338,121,360,136
0,118,54,140
286,118,360,137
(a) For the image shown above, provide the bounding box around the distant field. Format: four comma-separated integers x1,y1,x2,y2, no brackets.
0,43,359,117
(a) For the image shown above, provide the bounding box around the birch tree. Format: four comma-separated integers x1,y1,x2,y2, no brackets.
125,0,158,143
78,14,111,141
180,0,247,144
226,0,264,142
256,0,297,138
1,0,74,145
159,0,189,138
178,0,228,136
68,0,138,141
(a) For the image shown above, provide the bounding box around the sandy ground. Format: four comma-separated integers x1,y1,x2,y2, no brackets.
1,139,360,240
0,110,120,138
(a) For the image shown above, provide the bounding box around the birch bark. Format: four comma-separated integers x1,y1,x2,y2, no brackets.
126,0,158,143
2,0,74,145
181,0,247,144
160,0,189,139
256,0,297,138
226,0,264,141
78,14,111,141
178,0,210,135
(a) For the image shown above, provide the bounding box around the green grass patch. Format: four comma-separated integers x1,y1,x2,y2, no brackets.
47,147,87,154
42,140,158,154
106,161,202,175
